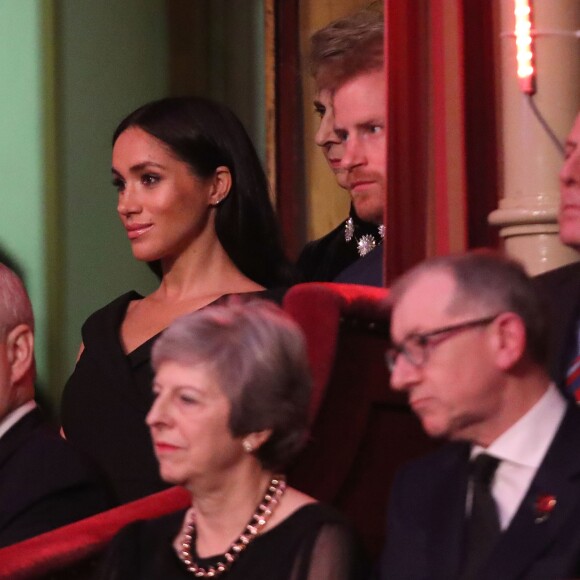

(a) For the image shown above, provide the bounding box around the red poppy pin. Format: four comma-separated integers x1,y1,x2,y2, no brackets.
534,493,557,523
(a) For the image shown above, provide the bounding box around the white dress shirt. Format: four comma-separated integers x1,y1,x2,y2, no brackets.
471,384,566,530
0,400,37,441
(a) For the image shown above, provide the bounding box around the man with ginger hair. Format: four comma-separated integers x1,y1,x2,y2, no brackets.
297,7,386,286
0,262,110,547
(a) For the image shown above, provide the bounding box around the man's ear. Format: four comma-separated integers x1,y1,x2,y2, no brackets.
208,166,232,207
6,324,34,385
490,312,527,371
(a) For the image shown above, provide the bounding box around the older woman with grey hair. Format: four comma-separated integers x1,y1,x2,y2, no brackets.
99,298,367,579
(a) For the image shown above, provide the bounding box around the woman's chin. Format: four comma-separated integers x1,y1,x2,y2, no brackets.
159,468,187,487
131,249,163,263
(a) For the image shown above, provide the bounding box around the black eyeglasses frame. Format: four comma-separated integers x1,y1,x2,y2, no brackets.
385,315,501,372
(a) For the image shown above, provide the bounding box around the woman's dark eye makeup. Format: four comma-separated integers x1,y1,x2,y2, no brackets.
141,173,160,186
111,170,161,191
112,177,125,191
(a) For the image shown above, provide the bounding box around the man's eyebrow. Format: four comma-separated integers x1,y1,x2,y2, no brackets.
335,117,385,130
393,324,425,343
357,118,384,127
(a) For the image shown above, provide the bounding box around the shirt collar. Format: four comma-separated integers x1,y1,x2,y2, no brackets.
0,400,37,440
473,383,566,469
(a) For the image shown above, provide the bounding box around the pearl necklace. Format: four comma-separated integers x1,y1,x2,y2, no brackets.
344,217,386,257
177,476,287,578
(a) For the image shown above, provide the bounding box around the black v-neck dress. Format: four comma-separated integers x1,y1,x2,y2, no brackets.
61,291,167,504
61,289,284,504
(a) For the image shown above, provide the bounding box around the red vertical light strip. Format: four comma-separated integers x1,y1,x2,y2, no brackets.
274,0,306,260
514,0,536,94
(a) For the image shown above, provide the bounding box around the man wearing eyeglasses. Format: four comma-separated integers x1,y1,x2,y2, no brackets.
379,252,580,580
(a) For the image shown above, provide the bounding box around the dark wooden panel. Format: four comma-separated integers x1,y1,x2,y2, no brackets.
165,0,210,96
463,0,499,250
274,0,306,259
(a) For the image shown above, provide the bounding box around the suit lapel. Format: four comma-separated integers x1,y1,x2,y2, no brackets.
0,408,42,470
536,263,580,386
553,267,580,383
427,444,470,577
485,406,580,579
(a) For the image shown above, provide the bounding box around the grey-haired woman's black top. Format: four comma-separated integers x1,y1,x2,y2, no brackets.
98,503,369,580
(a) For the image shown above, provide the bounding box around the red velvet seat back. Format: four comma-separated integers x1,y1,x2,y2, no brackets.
0,486,190,579
284,283,438,558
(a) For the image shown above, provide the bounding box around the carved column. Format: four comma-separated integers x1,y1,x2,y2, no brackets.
488,0,580,275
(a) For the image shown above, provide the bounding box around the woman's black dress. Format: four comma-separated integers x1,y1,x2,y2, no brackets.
61,289,284,504
61,292,167,503
98,503,369,580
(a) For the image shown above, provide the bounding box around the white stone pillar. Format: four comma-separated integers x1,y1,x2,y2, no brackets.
489,0,580,275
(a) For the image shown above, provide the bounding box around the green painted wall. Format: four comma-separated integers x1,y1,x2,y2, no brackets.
56,0,167,395
0,1,47,386
203,0,266,159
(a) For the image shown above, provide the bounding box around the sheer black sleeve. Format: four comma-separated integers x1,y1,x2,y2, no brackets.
290,520,370,580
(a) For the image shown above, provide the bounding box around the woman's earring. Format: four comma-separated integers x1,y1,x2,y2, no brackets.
242,440,254,453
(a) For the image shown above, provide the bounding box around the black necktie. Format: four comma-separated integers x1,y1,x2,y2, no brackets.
461,453,501,580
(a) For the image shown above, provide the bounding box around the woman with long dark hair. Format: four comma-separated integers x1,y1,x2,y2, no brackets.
61,97,291,503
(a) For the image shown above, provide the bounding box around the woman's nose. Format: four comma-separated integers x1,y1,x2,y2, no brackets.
117,187,142,217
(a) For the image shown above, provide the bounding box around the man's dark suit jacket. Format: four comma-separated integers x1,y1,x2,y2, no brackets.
380,404,580,579
0,407,112,547
296,219,359,282
296,209,384,285
334,245,383,287
534,261,580,389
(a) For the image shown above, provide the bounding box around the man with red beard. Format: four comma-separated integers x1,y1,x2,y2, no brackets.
297,8,385,286
534,112,580,396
